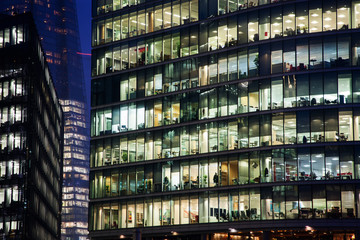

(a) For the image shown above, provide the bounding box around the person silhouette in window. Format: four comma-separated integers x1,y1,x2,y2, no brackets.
264,168,269,177
112,221,118,229
213,172,219,186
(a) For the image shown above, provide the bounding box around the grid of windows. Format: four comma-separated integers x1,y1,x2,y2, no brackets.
93,0,359,47
91,0,360,238
61,100,89,240
90,146,360,198
0,16,63,240
93,0,199,45
94,0,287,16
90,184,359,230
0,24,26,48
91,71,360,137
0,1,89,240
91,34,360,102
91,108,360,167
92,1,360,76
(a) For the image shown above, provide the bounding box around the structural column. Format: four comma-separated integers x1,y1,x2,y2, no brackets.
263,231,271,240
134,229,141,240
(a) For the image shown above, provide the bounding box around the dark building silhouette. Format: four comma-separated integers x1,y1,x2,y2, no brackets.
90,0,360,240
0,13,63,240
0,1,90,240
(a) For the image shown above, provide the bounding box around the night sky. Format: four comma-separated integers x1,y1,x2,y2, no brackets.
76,0,92,109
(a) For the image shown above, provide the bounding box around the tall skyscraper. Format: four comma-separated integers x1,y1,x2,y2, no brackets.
90,0,360,240
0,13,63,240
0,1,90,240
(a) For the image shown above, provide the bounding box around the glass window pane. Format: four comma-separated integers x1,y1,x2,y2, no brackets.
323,0,336,31
172,1,181,27
283,4,295,37
248,11,259,42
309,1,322,33
259,9,270,41
271,7,282,38
338,0,351,30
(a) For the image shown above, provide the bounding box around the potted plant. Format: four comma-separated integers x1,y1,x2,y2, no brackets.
254,55,259,73
203,175,208,185
122,152,128,162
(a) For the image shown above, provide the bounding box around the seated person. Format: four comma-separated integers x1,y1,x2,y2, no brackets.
111,221,118,229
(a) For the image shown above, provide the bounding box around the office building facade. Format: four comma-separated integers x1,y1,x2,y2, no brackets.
90,0,360,239
0,1,90,240
0,13,63,240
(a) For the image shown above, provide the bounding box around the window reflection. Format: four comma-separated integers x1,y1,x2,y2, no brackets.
92,132,360,187
90,0,360,232
93,30,360,85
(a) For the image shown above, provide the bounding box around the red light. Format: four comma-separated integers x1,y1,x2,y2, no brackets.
76,52,91,56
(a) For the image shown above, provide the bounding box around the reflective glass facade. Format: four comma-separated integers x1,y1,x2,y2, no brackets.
0,14,63,240
90,0,360,239
0,1,90,240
